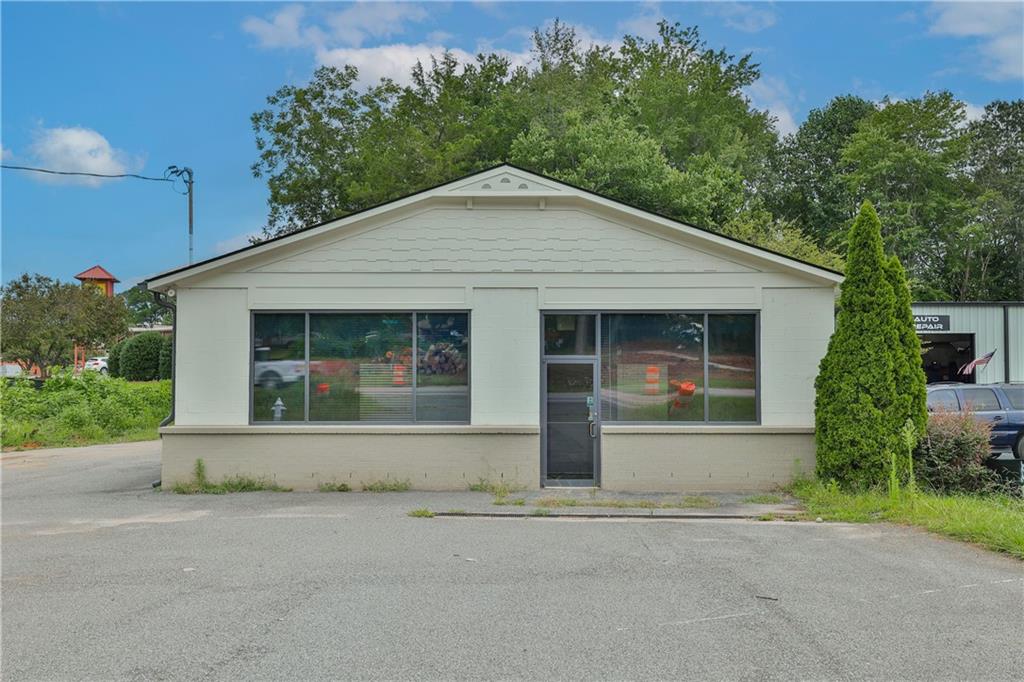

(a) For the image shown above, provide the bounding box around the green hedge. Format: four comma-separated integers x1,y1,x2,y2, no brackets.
120,332,164,381
107,339,126,378
158,336,173,380
0,370,170,449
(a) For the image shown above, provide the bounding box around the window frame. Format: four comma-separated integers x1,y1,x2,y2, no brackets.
250,310,471,425
540,310,761,425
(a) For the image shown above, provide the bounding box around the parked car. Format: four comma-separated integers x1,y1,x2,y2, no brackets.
83,356,108,374
926,383,1024,459
254,347,305,389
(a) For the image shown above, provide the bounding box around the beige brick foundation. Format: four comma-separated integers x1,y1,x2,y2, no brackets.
159,425,541,491
600,426,816,492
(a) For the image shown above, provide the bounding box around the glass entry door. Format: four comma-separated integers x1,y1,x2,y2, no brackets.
544,361,598,482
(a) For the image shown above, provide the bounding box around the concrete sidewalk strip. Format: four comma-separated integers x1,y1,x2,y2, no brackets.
432,510,799,519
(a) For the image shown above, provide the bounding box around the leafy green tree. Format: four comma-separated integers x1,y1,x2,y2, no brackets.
766,95,877,249
249,21,837,264
840,92,976,297
961,100,1024,300
1,274,128,376
885,255,928,471
815,202,898,487
118,285,171,327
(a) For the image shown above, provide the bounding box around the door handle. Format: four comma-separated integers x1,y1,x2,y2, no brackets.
589,421,597,438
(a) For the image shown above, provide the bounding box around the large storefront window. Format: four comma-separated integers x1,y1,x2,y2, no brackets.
601,314,706,422
253,313,306,422
707,314,757,422
252,312,469,423
598,312,758,424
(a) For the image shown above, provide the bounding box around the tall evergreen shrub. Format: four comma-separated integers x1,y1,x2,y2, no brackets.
815,201,899,486
885,255,928,439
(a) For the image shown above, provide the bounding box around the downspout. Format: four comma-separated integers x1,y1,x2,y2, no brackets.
147,285,176,427
145,284,176,490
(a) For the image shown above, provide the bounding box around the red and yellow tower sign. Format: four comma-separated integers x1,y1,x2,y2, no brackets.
73,265,119,297
72,265,119,371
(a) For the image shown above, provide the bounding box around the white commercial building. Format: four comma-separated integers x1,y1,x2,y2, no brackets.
146,166,842,491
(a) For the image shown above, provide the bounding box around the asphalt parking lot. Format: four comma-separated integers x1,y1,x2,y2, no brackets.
3,441,1022,681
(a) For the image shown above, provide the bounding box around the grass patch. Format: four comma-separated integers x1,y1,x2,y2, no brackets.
531,496,719,510
468,478,524,501
743,493,784,504
492,497,526,506
447,509,466,514
407,508,435,518
790,479,1024,559
172,459,292,494
362,479,411,492
317,481,352,492
1,373,170,450
528,508,551,517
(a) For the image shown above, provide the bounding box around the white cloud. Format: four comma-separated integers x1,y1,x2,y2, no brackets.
243,3,430,50
1,146,12,161
242,5,320,49
928,2,1023,80
616,1,664,40
316,43,479,87
28,127,137,187
963,101,986,123
326,2,429,47
709,2,777,33
745,75,798,136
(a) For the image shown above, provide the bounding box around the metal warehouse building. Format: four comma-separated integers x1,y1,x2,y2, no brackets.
912,301,1024,384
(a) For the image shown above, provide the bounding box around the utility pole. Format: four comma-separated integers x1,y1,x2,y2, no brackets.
166,165,195,264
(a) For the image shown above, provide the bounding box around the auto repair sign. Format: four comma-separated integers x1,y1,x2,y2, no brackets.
913,314,950,332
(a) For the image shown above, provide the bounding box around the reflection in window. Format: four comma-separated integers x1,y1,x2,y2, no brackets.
416,313,469,422
252,312,470,424
544,314,595,355
253,313,306,422
927,390,960,412
309,314,413,422
600,314,705,422
707,314,757,422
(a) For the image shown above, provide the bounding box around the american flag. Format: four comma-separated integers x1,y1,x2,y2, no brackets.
958,349,996,375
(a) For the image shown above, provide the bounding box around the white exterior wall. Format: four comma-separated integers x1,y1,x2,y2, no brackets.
174,287,249,425
470,288,539,425
169,204,837,430
761,288,835,426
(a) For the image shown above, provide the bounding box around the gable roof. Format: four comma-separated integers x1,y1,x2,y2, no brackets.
74,265,119,282
145,164,842,289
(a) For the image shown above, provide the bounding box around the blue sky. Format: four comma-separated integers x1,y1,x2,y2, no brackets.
3,1,1022,291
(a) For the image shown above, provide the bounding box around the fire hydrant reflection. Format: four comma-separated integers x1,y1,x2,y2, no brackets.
271,397,287,421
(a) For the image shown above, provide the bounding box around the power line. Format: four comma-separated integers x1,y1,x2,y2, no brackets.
1,164,174,182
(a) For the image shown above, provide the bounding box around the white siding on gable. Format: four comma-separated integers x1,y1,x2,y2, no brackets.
250,208,759,275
